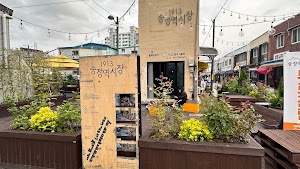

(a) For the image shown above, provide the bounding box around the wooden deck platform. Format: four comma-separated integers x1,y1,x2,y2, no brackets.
258,130,300,169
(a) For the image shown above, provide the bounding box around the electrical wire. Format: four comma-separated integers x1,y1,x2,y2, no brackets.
12,0,83,8
202,0,229,46
81,0,107,20
90,0,112,15
13,16,107,35
120,0,136,20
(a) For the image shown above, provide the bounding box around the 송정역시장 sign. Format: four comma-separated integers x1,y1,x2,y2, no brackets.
283,52,300,130
80,55,140,169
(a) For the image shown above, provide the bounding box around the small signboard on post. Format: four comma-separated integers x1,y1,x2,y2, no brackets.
284,52,300,130
80,54,140,169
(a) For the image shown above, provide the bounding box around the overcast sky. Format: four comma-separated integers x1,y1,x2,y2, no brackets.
1,0,300,56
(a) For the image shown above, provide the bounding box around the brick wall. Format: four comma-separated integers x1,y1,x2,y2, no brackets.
269,14,300,60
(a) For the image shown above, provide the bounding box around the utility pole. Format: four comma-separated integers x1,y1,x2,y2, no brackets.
108,15,119,55
210,19,216,91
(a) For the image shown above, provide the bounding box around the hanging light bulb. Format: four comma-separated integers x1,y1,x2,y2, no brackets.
97,31,100,37
238,14,241,19
223,9,225,14
254,17,257,22
19,20,24,30
189,25,193,31
273,17,276,22
85,34,88,41
246,16,249,20
219,27,224,36
47,29,51,38
263,17,266,22
239,25,244,37
180,23,184,28
268,22,276,35
230,12,232,16
282,16,285,20
153,5,156,9
68,33,71,40
202,26,206,35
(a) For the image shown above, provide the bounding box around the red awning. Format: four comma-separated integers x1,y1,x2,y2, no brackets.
255,67,274,75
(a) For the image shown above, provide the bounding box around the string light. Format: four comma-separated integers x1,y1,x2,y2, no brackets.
268,22,276,35
223,9,225,14
254,17,257,21
47,29,51,38
238,14,241,19
282,16,285,20
189,25,193,31
273,17,276,22
230,12,232,16
246,16,249,20
219,26,224,36
202,26,206,35
180,23,184,28
68,33,71,40
263,17,266,22
97,31,100,37
85,34,88,40
239,25,244,37
19,20,24,30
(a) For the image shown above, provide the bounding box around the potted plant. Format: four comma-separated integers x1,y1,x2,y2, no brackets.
139,77,264,169
64,74,78,87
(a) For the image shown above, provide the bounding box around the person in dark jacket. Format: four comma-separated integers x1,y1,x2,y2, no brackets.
175,87,187,106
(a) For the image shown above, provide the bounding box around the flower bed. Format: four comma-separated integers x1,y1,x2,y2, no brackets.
139,132,264,169
0,129,81,169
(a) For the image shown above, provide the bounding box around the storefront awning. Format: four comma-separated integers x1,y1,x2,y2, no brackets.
260,59,283,67
255,67,274,75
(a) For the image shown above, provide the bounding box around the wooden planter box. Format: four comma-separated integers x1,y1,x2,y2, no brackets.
0,129,82,169
252,104,283,129
139,133,264,169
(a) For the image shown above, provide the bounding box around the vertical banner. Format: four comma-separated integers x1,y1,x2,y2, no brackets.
284,52,300,130
80,55,139,169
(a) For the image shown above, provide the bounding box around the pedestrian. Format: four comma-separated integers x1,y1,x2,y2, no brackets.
175,87,187,106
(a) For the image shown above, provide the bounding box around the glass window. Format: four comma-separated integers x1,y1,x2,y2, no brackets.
253,48,258,58
229,59,232,65
261,43,268,54
292,27,300,44
276,34,284,48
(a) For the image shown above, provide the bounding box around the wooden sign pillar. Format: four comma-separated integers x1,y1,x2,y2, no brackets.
80,55,140,169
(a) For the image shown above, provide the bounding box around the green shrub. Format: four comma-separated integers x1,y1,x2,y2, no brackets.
179,118,213,141
75,95,80,99
278,77,284,97
238,70,248,86
12,114,30,130
149,76,184,141
56,101,81,133
200,95,262,143
29,107,58,132
64,75,77,86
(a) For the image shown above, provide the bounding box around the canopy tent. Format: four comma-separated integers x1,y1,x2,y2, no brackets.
43,55,79,69
255,67,274,75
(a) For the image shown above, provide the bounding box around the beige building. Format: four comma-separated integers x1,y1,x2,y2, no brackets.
139,0,200,101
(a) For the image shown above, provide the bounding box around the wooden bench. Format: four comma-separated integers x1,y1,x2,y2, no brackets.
258,130,300,169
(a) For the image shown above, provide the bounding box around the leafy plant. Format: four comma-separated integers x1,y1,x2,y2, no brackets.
12,114,31,130
238,70,248,86
278,77,284,97
56,101,81,133
29,107,58,132
64,75,77,86
200,95,262,143
75,95,80,99
149,75,184,141
179,118,213,141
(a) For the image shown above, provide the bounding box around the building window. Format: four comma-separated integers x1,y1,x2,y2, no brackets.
261,43,268,54
276,34,284,49
225,60,228,66
253,48,258,58
229,59,232,65
72,50,79,55
292,27,300,44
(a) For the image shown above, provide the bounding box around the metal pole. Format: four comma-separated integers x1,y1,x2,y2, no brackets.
210,19,215,91
116,17,119,55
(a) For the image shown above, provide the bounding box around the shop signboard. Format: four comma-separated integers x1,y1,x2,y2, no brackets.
283,52,300,130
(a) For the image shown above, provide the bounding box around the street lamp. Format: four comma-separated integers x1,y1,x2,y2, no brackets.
108,15,119,55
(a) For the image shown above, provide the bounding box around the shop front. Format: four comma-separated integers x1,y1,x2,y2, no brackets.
139,0,200,101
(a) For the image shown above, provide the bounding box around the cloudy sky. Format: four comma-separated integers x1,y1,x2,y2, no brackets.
1,0,300,56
